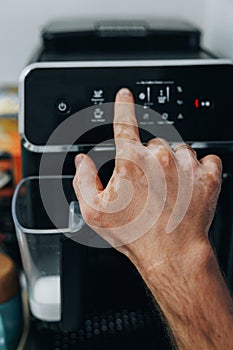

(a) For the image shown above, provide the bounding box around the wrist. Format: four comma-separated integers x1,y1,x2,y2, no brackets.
132,236,214,292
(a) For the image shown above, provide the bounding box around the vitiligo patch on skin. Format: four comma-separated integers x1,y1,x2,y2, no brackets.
117,166,127,177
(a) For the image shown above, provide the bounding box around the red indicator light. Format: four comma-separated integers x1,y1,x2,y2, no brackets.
195,99,199,108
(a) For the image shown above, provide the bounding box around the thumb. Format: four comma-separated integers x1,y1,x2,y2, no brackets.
73,154,103,207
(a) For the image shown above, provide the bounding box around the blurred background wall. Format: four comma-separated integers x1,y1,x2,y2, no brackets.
203,0,233,59
0,0,232,85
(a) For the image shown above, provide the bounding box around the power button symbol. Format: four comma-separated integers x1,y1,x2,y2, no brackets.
56,100,70,114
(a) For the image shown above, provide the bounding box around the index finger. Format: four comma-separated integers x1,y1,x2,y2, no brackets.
113,88,141,150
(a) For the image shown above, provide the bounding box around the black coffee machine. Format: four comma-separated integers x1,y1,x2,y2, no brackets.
18,19,233,349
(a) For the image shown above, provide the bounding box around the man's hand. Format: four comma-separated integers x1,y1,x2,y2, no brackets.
73,88,221,265
73,88,233,349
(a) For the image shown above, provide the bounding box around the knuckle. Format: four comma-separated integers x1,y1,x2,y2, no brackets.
156,148,174,169
116,125,138,140
147,137,169,148
147,138,158,147
157,137,169,146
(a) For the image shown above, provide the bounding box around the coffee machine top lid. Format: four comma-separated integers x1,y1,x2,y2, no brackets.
41,18,201,52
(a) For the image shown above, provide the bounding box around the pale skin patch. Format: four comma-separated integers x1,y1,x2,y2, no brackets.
117,166,127,177
117,148,124,157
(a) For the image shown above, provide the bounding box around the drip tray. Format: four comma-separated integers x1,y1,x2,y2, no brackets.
25,309,172,349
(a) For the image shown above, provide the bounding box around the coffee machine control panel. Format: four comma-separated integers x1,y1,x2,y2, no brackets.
20,61,233,150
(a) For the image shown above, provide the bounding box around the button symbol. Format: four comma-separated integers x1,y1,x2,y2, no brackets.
139,92,146,100
57,100,70,114
157,90,167,104
143,113,150,120
201,100,211,107
177,100,184,106
94,107,104,119
58,103,67,112
147,87,151,102
166,87,170,103
195,98,212,109
177,86,183,93
177,113,184,120
162,113,169,120
93,90,103,98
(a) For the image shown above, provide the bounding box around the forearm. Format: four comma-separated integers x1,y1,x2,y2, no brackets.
132,240,233,350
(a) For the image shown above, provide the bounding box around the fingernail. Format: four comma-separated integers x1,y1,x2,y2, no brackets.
75,154,84,168
118,88,131,97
